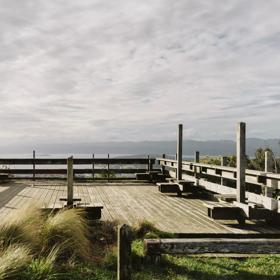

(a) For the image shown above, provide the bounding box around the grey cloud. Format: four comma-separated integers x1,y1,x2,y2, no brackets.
0,0,280,145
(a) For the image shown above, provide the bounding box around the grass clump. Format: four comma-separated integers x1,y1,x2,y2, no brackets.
41,208,90,260
0,245,32,280
0,205,43,250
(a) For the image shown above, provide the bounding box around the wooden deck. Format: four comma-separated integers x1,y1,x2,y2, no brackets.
1,180,280,234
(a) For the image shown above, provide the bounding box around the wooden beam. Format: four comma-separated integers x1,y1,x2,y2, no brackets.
236,122,246,203
177,124,183,180
67,156,74,206
118,224,132,280
145,238,280,256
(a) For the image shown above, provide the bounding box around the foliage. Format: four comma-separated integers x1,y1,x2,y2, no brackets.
0,205,43,250
0,245,32,280
41,208,90,260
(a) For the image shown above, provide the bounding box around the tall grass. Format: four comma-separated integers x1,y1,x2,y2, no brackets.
0,245,32,280
41,208,90,260
0,205,43,250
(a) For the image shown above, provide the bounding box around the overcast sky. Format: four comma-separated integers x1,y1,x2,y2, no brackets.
0,0,280,145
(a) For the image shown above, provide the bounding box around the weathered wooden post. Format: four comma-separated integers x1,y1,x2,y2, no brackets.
177,124,183,181
67,156,74,206
265,151,274,197
92,153,95,180
236,122,246,203
161,154,166,174
194,151,200,185
107,153,110,182
32,150,36,181
265,151,274,173
117,224,132,280
194,151,200,163
221,156,227,186
147,155,151,172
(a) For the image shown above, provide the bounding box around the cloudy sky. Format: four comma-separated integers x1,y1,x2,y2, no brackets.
0,0,280,146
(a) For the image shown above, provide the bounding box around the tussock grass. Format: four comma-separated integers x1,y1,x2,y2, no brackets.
41,208,90,260
0,204,43,250
23,246,60,280
0,245,32,280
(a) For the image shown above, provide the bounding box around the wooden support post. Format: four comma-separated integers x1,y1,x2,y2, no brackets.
194,151,200,163
221,156,227,186
32,150,36,181
194,151,200,185
161,154,166,174
177,124,183,181
92,154,95,180
265,151,274,197
147,155,150,172
236,122,246,203
117,224,132,280
67,156,74,206
265,151,274,173
107,153,110,182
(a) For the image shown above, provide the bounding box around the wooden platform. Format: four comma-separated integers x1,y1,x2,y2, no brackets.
0,180,280,234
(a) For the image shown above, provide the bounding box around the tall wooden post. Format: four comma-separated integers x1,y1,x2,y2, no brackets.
107,153,110,182
194,151,200,163
236,122,246,203
32,150,36,181
147,155,150,172
67,156,74,206
92,153,95,180
221,156,227,186
161,154,166,174
194,151,200,185
117,224,132,280
177,124,183,181
265,151,273,173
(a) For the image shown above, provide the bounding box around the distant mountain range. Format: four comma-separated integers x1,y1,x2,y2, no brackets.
0,138,279,156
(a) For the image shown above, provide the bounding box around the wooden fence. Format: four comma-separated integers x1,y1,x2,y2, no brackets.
157,156,280,212
0,156,156,179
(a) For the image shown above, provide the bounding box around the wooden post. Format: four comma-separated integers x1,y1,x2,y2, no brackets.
194,151,200,163
117,224,132,280
147,155,150,172
161,154,166,174
221,156,227,186
67,156,74,206
92,154,95,180
236,122,246,203
32,150,36,181
265,151,274,197
265,151,273,173
107,153,110,182
177,124,183,181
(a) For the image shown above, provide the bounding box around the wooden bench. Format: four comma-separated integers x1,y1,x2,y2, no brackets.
157,180,194,196
204,201,245,224
42,203,103,220
0,173,9,181
144,238,280,261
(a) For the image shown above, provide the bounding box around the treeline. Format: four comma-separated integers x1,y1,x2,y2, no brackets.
200,147,280,173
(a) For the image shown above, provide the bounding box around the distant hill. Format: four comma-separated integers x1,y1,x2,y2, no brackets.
0,138,279,156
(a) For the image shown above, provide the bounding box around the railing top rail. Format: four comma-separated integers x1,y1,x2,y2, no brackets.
0,157,156,165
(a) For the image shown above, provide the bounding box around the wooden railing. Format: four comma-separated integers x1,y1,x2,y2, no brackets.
0,157,156,179
157,157,280,212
